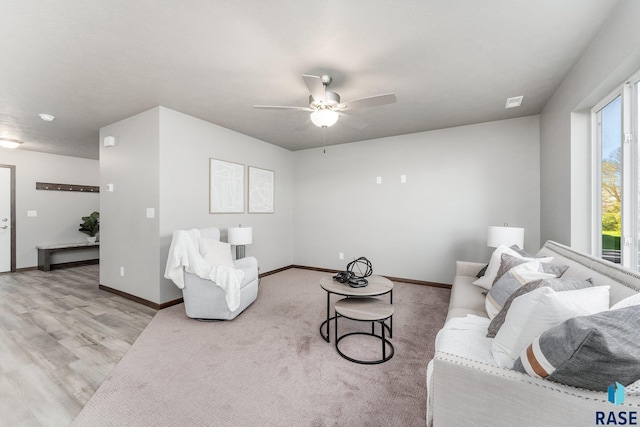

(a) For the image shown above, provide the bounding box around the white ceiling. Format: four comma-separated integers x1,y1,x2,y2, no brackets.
0,0,622,160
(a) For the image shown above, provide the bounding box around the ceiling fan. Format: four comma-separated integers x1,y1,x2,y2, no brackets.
254,74,397,129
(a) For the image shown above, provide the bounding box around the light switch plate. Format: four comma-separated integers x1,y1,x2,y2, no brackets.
27,210,37,217
106,183,114,192
146,208,155,218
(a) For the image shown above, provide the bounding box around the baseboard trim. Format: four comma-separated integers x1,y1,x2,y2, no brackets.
11,266,37,273
259,265,292,278
99,284,183,310
289,265,452,288
99,265,450,310
51,259,99,270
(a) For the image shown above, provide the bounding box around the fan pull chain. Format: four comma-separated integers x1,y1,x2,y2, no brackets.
323,128,326,154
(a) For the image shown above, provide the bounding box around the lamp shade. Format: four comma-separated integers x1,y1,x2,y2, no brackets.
310,109,339,128
487,226,524,249
228,227,252,245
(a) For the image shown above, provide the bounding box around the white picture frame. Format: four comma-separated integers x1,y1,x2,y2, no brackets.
248,166,275,213
209,159,244,213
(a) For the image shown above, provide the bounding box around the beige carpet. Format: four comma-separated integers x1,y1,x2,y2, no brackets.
72,268,450,427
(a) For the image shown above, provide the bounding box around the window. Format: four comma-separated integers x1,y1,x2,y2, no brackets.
593,71,640,269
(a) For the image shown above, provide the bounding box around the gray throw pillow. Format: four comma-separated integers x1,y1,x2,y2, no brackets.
513,304,640,391
476,264,488,278
486,277,593,337
509,245,530,257
491,253,568,287
485,254,570,318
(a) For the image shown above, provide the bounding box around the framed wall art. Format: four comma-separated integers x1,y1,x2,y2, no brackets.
248,166,274,213
209,159,244,213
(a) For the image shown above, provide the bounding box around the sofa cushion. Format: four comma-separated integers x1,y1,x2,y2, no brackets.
446,275,488,323
485,254,566,319
514,304,640,391
491,286,610,369
472,245,552,290
486,277,593,337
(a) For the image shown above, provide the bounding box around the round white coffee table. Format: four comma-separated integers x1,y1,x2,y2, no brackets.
319,275,393,342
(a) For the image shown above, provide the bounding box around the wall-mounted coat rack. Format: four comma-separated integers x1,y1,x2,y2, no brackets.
36,182,100,193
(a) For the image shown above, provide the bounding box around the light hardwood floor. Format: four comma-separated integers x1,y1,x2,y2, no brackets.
0,265,156,426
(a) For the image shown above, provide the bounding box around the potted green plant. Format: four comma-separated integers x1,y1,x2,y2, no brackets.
79,211,100,243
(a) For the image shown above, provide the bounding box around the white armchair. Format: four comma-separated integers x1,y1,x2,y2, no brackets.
181,227,259,320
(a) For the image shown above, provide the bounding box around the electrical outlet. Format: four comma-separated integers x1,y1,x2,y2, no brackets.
120,267,125,277
376,176,382,184
27,210,37,217
401,174,407,183
339,252,344,260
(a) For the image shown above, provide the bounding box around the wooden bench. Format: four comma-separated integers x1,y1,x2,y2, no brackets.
36,242,99,271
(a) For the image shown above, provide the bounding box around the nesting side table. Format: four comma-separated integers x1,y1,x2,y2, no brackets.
319,275,393,343
334,297,394,364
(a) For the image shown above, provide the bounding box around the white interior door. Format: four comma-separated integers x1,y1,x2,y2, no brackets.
0,167,11,272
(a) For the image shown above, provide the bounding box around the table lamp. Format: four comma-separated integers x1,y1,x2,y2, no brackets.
487,225,524,249
228,226,252,259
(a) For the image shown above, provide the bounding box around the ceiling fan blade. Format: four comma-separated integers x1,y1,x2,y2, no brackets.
302,74,327,103
253,105,312,111
339,93,397,110
338,112,368,130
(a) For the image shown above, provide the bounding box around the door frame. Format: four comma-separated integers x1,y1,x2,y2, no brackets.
0,164,16,272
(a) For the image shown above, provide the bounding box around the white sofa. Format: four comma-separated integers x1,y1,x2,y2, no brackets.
427,240,640,427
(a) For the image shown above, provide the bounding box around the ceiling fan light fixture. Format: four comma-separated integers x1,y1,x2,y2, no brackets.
310,109,339,128
0,138,23,149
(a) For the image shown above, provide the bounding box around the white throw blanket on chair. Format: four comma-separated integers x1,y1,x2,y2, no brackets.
164,229,244,311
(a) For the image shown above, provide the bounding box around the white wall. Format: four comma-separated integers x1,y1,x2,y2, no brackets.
158,107,293,303
540,0,640,251
293,116,541,284
100,106,293,305
0,150,99,268
100,108,161,303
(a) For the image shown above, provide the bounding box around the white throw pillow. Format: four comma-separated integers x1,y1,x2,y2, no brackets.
198,237,234,267
491,285,610,369
473,244,553,290
610,293,640,310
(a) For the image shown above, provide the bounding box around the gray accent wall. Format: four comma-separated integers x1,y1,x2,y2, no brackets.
100,107,293,305
0,150,99,268
540,0,640,252
292,116,541,284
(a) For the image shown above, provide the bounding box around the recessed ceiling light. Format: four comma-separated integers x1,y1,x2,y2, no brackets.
39,113,55,121
505,96,524,109
0,138,23,149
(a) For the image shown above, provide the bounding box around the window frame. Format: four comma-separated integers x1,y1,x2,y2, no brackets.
592,69,640,269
